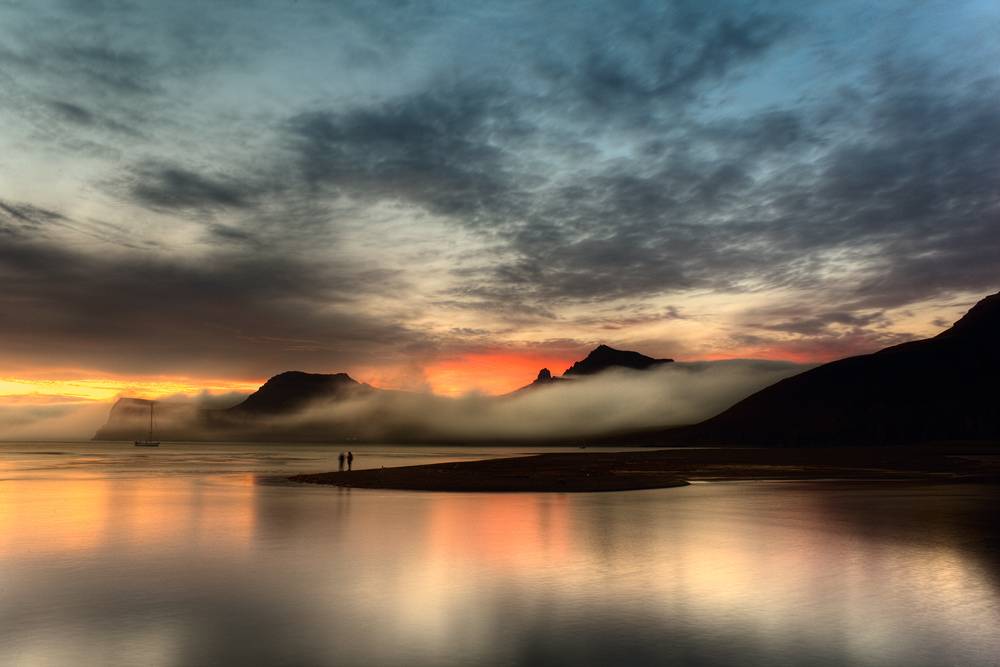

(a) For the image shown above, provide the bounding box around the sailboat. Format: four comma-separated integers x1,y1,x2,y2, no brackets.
134,400,160,447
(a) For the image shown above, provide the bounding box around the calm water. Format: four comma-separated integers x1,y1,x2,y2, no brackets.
1,442,998,666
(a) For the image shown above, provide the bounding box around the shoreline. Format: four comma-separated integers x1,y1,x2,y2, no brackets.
289,444,1000,492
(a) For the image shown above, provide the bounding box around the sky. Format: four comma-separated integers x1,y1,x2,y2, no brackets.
1,0,999,402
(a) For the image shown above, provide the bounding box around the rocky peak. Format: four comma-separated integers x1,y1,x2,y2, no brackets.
563,345,673,376
229,371,365,414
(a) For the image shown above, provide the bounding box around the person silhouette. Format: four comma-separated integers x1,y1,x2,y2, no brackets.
338,452,345,471
347,451,354,471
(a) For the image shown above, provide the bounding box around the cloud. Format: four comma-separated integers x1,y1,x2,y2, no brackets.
0,219,425,377
753,310,889,337
43,98,144,137
439,62,1000,351
558,10,790,114
290,360,809,441
0,0,998,384
129,163,254,210
48,43,161,96
0,199,67,232
95,359,810,442
0,400,110,441
286,85,524,221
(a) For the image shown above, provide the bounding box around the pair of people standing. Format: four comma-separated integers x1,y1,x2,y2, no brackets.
338,451,354,471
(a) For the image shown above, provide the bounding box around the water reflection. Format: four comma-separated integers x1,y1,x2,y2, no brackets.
1,444,998,666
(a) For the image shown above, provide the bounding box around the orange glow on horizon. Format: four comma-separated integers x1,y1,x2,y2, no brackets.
1,344,842,405
422,352,576,396
0,374,261,403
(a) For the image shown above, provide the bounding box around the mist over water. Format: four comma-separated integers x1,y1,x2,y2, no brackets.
291,360,808,441
1,442,998,666
10,359,807,442
0,400,112,441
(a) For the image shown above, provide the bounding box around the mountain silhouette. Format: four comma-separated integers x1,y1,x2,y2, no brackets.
508,367,571,394
563,344,673,376
651,291,1000,445
94,371,372,440
510,345,673,394
227,371,370,415
92,293,1000,446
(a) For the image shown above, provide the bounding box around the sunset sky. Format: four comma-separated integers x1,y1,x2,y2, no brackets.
1,0,998,401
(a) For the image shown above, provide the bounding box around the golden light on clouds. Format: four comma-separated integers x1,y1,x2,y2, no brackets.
0,375,260,402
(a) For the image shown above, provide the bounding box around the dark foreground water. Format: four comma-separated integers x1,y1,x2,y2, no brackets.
1,442,998,666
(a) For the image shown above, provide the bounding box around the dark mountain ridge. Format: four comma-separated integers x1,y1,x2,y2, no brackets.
645,291,1000,446
94,371,371,440
92,293,1000,446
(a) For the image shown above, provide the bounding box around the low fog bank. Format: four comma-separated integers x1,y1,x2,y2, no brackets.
285,359,809,441
0,400,114,441
13,360,808,442
0,390,250,442
88,360,808,442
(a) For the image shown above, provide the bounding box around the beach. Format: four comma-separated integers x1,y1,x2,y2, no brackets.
290,444,1000,492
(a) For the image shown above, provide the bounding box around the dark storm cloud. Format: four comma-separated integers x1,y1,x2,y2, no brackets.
0,199,67,231
729,328,918,361
567,306,687,332
478,63,1000,314
262,23,997,349
48,44,161,96
265,4,996,319
2,0,998,379
559,10,789,114
286,86,526,221
0,38,163,132
269,34,807,310
0,0,240,92
756,311,888,337
0,197,155,250
44,99,144,136
46,100,96,125
129,163,254,211
0,0,245,151
276,2,795,211
0,208,425,375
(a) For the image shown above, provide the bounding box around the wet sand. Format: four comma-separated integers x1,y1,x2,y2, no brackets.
289,444,1000,492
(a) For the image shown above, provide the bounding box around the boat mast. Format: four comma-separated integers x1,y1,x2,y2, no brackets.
148,401,154,442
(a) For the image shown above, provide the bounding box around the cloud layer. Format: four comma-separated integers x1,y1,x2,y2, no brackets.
91,361,808,442
1,0,998,387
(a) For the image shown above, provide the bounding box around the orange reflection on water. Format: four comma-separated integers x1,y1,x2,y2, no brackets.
107,478,255,553
0,474,256,559
425,493,573,568
0,474,110,557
